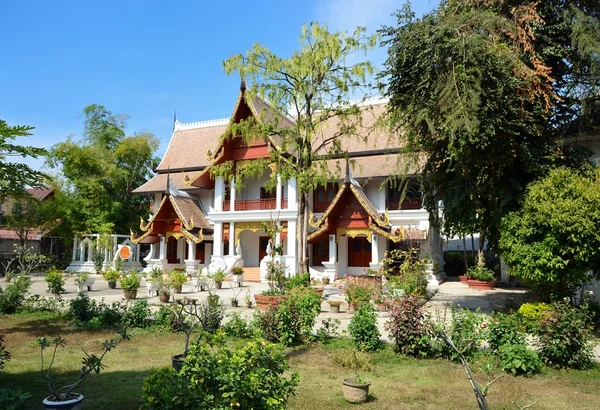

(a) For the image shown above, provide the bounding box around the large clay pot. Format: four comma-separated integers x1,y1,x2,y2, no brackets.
159,294,170,303
108,281,117,289
172,353,185,371
254,294,288,311
467,279,496,291
43,393,84,409
342,378,370,404
123,290,137,300
459,275,468,284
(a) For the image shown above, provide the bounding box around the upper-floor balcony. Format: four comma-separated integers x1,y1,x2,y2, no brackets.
386,198,423,210
223,197,288,211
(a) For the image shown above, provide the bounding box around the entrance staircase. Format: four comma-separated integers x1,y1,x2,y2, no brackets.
223,267,261,282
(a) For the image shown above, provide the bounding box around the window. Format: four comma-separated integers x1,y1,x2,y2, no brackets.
311,238,329,266
223,241,230,256
313,183,338,212
260,187,275,199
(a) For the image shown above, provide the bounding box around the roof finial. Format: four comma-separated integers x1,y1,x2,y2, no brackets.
165,168,171,195
344,157,351,184
240,77,246,92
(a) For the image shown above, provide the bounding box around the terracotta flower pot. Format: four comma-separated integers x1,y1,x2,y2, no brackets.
254,294,288,311
459,275,468,284
466,279,496,291
159,294,170,303
342,378,370,404
123,290,137,300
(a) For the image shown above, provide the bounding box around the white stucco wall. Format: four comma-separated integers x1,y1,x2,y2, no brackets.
238,229,267,267
239,169,271,200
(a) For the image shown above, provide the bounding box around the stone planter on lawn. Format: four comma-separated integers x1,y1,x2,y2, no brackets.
342,378,370,404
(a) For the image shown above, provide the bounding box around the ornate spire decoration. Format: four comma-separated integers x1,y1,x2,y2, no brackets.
240,78,246,93
344,157,351,184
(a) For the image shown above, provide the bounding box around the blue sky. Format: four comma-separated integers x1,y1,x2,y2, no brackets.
1,0,435,171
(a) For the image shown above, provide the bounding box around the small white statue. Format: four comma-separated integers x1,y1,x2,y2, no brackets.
265,242,272,257
235,243,242,258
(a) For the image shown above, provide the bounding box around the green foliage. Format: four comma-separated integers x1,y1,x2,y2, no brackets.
435,305,486,361
0,388,32,410
168,269,188,288
385,296,431,357
331,349,373,372
348,303,381,352
230,266,244,276
344,282,374,304
121,300,151,329
3,194,58,246
119,271,141,291
485,313,525,353
315,318,342,342
0,276,32,314
500,167,600,296
0,333,10,370
384,249,429,297
91,247,105,275
518,302,554,330
211,268,226,284
141,339,298,410
255,288,321,346
68,292,98,323
153,305,181,332
223,313,256,339
0,119,47,201
102,269,120,283
498,344,542,377
379,0,600,250
535,299,594,369
467,265,495,282
285,272,310,291
46,104,159,235
44,267,65,295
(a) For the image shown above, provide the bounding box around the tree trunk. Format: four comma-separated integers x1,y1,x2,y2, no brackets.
462,235,468,273
477,231,486,267
297,192,309,275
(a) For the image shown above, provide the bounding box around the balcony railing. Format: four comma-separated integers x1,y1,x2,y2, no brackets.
386,198,423,210
223,198,288,211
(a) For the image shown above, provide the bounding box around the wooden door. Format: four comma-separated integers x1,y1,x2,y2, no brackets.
167,237,178,264
259,236,270,262
348,237,372,267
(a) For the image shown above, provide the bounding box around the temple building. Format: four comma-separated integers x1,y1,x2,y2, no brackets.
132,83,443,283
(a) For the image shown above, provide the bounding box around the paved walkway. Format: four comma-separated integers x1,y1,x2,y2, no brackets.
11,274,599,360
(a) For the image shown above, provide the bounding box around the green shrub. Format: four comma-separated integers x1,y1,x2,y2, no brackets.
498,344,542,376
486,312,525,353
121,300,152,328
467,265,495,282
102,269,120,283
119,271,141,291
345,282,374,305
0,276,32,314
44,267,65,295
518,302,554,330
0,388,31,410
434,305,486,361
285,272,310,290
153,305,181,332
254,287,321,346
168,269,188,289
141,339,298,410
348,303,381,352
91,248,104,275
0,333,10,369
331,349,373,371
385,296,431,357
68,292,98,323
211,268,226,284
223,313,255,339
535,299,594,369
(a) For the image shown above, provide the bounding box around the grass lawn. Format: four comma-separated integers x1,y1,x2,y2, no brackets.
1,312,599,409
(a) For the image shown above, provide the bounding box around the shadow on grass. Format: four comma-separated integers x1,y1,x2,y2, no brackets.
0,316,87,337
0,368,153,410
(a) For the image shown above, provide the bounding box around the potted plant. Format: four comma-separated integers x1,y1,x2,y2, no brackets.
37,330,130,409
244,289,253,308
231,266,244,287
466,265,496,291
169,298,225,371
342,351,371,404
44,267,65,295
211,268,226,289
322,276,330,285
344,282,372,311
327,300,342,313
4,270,15,283
192,267,209,291
157,278,172,303
102,269,120,289
119,271,141,300
73,273,94,292
229,283,243,307
145,267,163,296
169,268,187,294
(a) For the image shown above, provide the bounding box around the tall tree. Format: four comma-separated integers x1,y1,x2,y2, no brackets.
221,22,377,273
0,119,47,201
46,104,159,235
3,193,58,247
379,0,600,254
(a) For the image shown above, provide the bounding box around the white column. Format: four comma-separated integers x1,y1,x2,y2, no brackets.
276,174,282,210
328,234,336,263
177,238,185,263
205,243,213,264
275,221,281,248
287,178,297,210
370,233,381,269
87,242,93,262
215,176,224,212
72,236,78,261
135,244,140,263
228,222,235,255
187,240,196,261
213,222,223,257
79,243,85,263
159,237,166,260
378,184,387,210
230,176,236,212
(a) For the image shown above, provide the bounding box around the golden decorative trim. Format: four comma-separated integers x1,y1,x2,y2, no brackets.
336,227,372,243
184,215,195,231
309,184,347,228
307,218,329,242
183,150,225,186
140,196,167,231
234,221,263,245
308,211,320,228
370,224,405,243
166,231,185,241
349,184,388,228
381,209,390,226
181,227,203,244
